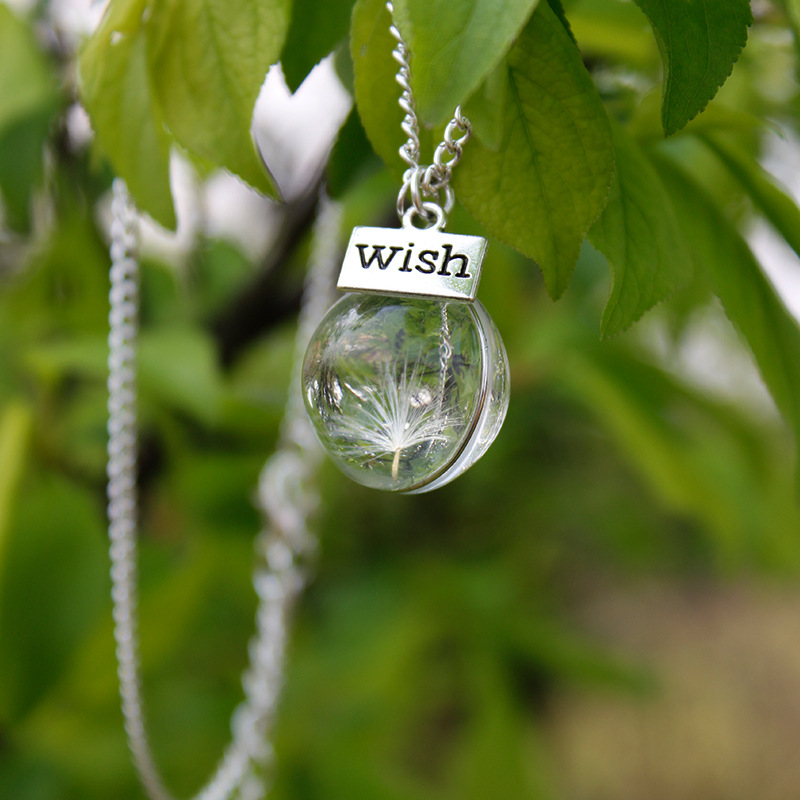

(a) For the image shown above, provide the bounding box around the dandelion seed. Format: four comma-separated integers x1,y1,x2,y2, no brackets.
331,359,461,481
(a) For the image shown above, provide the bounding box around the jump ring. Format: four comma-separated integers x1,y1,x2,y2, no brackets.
397,166,432,221
402,201,446,231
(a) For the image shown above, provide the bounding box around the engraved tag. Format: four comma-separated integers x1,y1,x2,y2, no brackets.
337,225,488,301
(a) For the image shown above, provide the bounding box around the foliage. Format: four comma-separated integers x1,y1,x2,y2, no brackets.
632,0,752,135
1,0,800,798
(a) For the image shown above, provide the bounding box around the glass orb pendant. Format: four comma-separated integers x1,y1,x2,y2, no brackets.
302,203,509,493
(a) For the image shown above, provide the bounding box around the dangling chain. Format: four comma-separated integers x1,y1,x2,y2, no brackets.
107,4,461,797
107,179,339,800
386,1,472,226
385,2,464,428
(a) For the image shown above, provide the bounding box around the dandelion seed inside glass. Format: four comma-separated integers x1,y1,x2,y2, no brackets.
302,294,509,493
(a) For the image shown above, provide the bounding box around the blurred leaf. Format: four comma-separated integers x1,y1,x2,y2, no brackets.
631,0,752,136
659,268,715,340
0,402,32,564
779,0,800,54
566,0,657,68
79,0,176,229
15,703,130,800
54,386,110,478
139,258,187,326
589,123,693,337
0,754,71,800
281,0,354,92
25,336,107,385
26,326,223,427
391,0,539,126
24,532,256,797
166,452,263,535
505,617,655,693
147,0,288,198
699,132,800,262
0,4,56,129
219,325,295,436
0,472,108,724
7,209,110,339
139,327,223,426
333,39,356,95
630,92,770,143
62,538,231,708
448,656,543,800
327,107,383,198
27,325,222,428
553,348,769,561
190,239,253,318
0,5,56,231
0,108,54,232
453,2,614,299
652,154,800,478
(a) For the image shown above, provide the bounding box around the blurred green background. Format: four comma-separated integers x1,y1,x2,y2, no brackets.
3,1,800,799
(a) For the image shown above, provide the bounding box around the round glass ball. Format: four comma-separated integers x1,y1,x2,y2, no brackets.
302,293,509,493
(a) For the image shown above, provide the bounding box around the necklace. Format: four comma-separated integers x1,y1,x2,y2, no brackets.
302,2,509,493
107,5,507,798
107,182,339,800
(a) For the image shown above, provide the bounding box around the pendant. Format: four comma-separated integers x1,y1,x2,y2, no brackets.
303,207,509,493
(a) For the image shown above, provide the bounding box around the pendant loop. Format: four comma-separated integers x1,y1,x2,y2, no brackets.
402,201,446,231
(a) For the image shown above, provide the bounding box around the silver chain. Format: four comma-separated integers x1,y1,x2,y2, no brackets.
386,1,472,226
107,179,339,800
107,5,457,796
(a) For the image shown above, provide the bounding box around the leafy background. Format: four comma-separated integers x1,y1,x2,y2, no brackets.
2,0,800,798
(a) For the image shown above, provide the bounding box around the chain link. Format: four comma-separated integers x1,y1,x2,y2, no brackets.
386,1,472,227
107,180,339,800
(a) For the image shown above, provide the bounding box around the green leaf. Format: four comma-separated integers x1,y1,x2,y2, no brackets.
699,133,800,262
652,153,800,471
778,0,800,55
453,2,614,299
79,0,176,229
139,327,223,426
0,473,108,723
589,123,693,337
8,208,111,337
566,0,657,69
327,107,382,197
0,108,53,232
450,656,542,799
545,0,576,43
629,92,770,143
147,0,289,198
26,327,223,426
554,347,789,556
632,0,752,136
392,0,539,126
0,402,32,566
462,61,509,151
0,5,56,231
282,0,354,92
0,4,56,130
351,0,408,173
